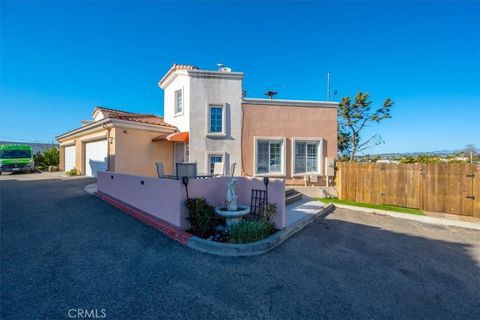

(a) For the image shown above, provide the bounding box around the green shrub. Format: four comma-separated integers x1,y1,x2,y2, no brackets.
65,168,79,176
229,220,275,244
44,147,59,166
185,198,215,237
33,151,45,168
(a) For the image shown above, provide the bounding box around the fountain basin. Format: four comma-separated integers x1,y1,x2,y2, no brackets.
214,205,250,228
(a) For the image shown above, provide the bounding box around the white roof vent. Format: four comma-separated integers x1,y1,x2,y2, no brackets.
217,63,231,72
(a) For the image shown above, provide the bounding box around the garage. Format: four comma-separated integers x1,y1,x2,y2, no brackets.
85,139,108,177
64,145,76,172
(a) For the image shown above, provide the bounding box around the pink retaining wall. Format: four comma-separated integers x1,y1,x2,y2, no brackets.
97,172,185,228
97,172,286,230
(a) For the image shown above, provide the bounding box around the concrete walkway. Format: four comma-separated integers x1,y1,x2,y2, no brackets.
286,197,326,226
84,183,98,195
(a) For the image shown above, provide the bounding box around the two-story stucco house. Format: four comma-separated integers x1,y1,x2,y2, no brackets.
56,64,338,185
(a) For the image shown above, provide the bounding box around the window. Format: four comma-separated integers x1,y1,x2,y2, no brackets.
294,141,320,174
0,149,31,159
208,105,223,133
208,154,223,174
256,139,283,175
174,90,183,114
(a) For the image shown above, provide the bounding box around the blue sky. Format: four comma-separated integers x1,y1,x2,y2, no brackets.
1,1,479,154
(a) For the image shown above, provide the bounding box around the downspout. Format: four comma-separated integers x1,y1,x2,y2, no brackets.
241,100,254,177
240,102,249,176
102,121,114,171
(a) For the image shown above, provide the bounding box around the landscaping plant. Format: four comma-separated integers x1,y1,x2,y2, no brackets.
33,151,45,169
65,168,79,176
185,198,216,237
43,147,60,166
229,220,275,244
33,147,60,171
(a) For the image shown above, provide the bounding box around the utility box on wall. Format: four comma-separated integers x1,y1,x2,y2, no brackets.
325,158,335,177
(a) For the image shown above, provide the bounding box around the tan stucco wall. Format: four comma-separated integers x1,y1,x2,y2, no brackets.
241,103,337,185
59,129,109,174
114,128,174,177
58,126,172,177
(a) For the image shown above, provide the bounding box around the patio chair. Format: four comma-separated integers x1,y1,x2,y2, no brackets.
212,162,224,176
176,162,197,179
155,162,165,178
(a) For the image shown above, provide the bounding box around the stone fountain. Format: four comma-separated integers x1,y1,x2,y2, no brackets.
214,177,250,228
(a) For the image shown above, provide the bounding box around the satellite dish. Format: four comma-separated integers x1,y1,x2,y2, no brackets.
216,63,231,72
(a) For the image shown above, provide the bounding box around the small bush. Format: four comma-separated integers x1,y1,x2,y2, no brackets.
44,147,59,166
185,198,216,237
33,147,59,169
65,168,79,176
229,220,275,244
33,151,45,168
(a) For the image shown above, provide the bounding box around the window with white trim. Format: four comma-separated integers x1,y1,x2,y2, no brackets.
294,141,320,174
174,90,183,114
208,105,223,133
208,154,223,174
256,139,283,174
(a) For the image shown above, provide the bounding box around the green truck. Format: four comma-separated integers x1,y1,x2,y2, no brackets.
0,144,35,174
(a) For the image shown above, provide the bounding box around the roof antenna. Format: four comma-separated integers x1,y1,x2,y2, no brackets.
265,91,278,99
327,73,331,101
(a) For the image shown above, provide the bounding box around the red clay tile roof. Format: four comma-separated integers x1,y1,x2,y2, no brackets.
158,64,199,86
93,106,176,128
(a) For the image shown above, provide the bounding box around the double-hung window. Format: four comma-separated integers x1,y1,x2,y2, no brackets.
208,105,223,134
256,139,284,175
294,140,320,174
174,90,183,114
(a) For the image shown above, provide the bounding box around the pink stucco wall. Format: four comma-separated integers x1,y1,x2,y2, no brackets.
97,172,185,227
97,172,286,230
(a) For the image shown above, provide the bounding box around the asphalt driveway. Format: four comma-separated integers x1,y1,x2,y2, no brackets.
1,173,479,320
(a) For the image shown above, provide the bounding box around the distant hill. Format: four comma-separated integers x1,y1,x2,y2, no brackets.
363,149,463,158
0,141,58,154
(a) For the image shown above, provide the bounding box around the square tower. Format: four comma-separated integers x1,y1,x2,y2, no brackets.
159,64,244,175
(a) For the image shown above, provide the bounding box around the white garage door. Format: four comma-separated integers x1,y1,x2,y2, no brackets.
64,145,76,172
85,139,108,177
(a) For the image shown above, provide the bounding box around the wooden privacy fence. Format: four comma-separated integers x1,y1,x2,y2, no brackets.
335,162,480,217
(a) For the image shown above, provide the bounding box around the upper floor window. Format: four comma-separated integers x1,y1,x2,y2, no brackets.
208,105,224,134
175,90,183,114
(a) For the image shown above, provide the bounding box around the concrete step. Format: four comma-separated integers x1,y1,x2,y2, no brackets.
285,189,302,205
285,188,297,197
